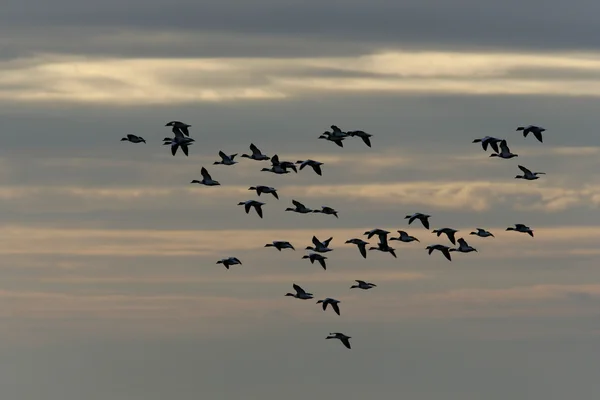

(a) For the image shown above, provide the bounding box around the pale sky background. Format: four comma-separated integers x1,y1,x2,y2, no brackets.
2,1,600,399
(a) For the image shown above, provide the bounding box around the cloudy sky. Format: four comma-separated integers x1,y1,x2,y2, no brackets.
3,0,600,399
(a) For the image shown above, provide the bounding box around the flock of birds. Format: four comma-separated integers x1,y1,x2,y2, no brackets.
121,122,547,350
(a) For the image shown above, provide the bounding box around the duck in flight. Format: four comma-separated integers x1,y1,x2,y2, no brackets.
165,121,191,137
317,298,341,315
237,200,265,218
261,165,290,175
306,236,333,253
345,238,369,259
515,165,545,180
432,228,459,245
350,280,377,290
516,125,545,143
490,140,518,159
285,283,314,299
506,224,534,237
265,241,295,251
191,167,220,186
326,332,351,349
469,228,494,238
450,238,477,253
472,136,502,153
302,253,328,270
213,151,238,166
405,213,431,229
313,206,339,218
248,186,279,199
216,257,242,269
241,143,270,161
296,159,324,176
369,241,397,258
389,230,420,243
285,200,313,214
120,134,146,144
426,244,452,261
318,131,346,147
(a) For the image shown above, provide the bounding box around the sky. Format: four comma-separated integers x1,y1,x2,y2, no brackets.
2,1,600,399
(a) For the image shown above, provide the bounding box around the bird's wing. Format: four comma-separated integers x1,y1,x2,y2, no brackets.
533,131,543,143
518,165,532,175
355,280,366,285
272,191,279,200
420,216,430,229
126,134,137,140
340,337,351,349
171,143,179,156
500,140,510,153
293,284,306,295
313,164,322,176
322,237,333,247
317,258,327,270
515,224,526,229
331,303,340,316
362,136,372,147
249,143,260,155
457,238,467,247
442,248,452,261
358,243,367,258
312,236,321,247
218,150,228,160
334,139,344,147
244,202,251,214
201,167,211,180
271,154,280,165
253,203,263,218
292,200,304,208
331,125,342,133
180,126,190,137
172,126,184,138
447,231,456,245
181,145,189,156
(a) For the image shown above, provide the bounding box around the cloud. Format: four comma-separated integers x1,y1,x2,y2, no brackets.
5,50,600,104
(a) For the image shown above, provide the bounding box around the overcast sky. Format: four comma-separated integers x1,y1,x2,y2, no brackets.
2,1,600,399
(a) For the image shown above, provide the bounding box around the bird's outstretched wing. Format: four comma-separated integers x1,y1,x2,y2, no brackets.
201,167,211,180
518,165,532,175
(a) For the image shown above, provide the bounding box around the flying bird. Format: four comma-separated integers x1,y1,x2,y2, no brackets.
313,206,339,218
389,230,420,243
165,121,191,137
472,136,502,153
516,125,545,143
270,155,297,173
120,134,146,144
346,130,373,147
296,159,324,176
285,283,314,300
432,228,459,245
326,332,351,349
489,140,518,159
350,280,377,290
285,200,313,214
506,224,534,237
369,241,397,258
302,253,328,270
237,200,265,218
265,241,295,251
163,129,195,156
450,238,477,253
305,236,334,253
316,298,341,315
345,238,369,259
241,143,270,161
216,257,242,269
426,244,452,261
515,165,545,180
248,186,279,199
213,151,238,166
469,228,494,238
191,167,220,186
405,213,431,229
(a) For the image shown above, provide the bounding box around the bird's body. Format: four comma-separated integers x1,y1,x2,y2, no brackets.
285,283,313,299
515,165,545,180
302,253,328,270
317,298,341,315
426,244,452,261
216,257,242,269
405,213,431,229
191,167,220,186
265,241,295,251
121,134,146,143
517,125,545,143
506,224,534,237
345,238,369,258
248,186,279,199
490,140,518,159
326,332,351,349
237,200,265,218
